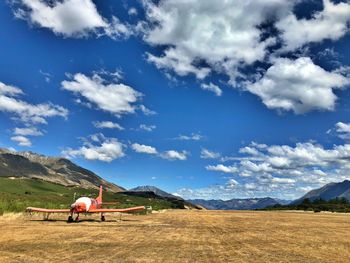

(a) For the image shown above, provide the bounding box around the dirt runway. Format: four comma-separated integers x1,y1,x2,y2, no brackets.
0,210,350,262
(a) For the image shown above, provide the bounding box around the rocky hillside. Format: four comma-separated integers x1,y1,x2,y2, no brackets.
0,148,123,192
292,180,350,204
188,197,283,210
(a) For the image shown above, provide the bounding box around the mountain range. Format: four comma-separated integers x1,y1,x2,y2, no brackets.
187,197,286,210
0,148,123,192
189,181,350,210
292,180,350,204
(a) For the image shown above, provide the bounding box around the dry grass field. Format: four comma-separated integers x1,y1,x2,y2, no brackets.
0,210,350,263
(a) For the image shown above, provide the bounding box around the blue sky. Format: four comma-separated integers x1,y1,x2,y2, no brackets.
1,0,350,200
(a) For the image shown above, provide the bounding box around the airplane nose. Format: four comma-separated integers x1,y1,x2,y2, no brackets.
71,202,87,212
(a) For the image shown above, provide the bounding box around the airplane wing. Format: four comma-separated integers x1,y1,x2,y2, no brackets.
26,207,71,213
88,206,145,213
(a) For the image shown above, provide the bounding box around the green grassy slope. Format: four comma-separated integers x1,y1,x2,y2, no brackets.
0,178,180,214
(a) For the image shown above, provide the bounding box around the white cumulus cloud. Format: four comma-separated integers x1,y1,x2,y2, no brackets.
141,0,293,81
139,0,350,115
131,143,158,155
131,143,189,161
62,73,142,116
232,141,350,185
277,0,350,51
62,133,125,162
195,140,350,200
12,0,131,39
246,57,349,114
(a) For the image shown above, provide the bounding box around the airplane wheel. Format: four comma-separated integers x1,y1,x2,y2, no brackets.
101,216,105,222
67,216,74,223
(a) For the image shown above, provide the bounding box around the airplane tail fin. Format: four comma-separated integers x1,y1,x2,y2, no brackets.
96,185,103,204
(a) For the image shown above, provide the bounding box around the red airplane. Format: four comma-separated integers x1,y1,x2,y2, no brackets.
26,186,145,222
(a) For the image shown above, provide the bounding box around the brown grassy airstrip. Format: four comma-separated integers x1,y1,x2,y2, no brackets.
1,210,350,262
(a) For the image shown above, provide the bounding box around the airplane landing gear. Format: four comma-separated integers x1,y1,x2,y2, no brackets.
75,215,80,222
101,215,105,222
67,215,74,223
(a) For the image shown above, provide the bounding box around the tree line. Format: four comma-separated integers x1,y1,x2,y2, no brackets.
262,197,350,213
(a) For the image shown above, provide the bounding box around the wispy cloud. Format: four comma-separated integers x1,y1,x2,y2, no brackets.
174,133,203,141
93,121,124,131
139,105,157,116
200,83,222,96
14,127,43,136
0,81,68,125
160,150,188,161
139,124,156,132
206,164,238,174
335,122,350,140
11,135,32,147
200,148,221,159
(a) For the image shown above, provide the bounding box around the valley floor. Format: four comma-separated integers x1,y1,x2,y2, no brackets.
0,210,350,262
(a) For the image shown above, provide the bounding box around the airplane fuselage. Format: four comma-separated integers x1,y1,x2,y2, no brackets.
70,197,101,213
